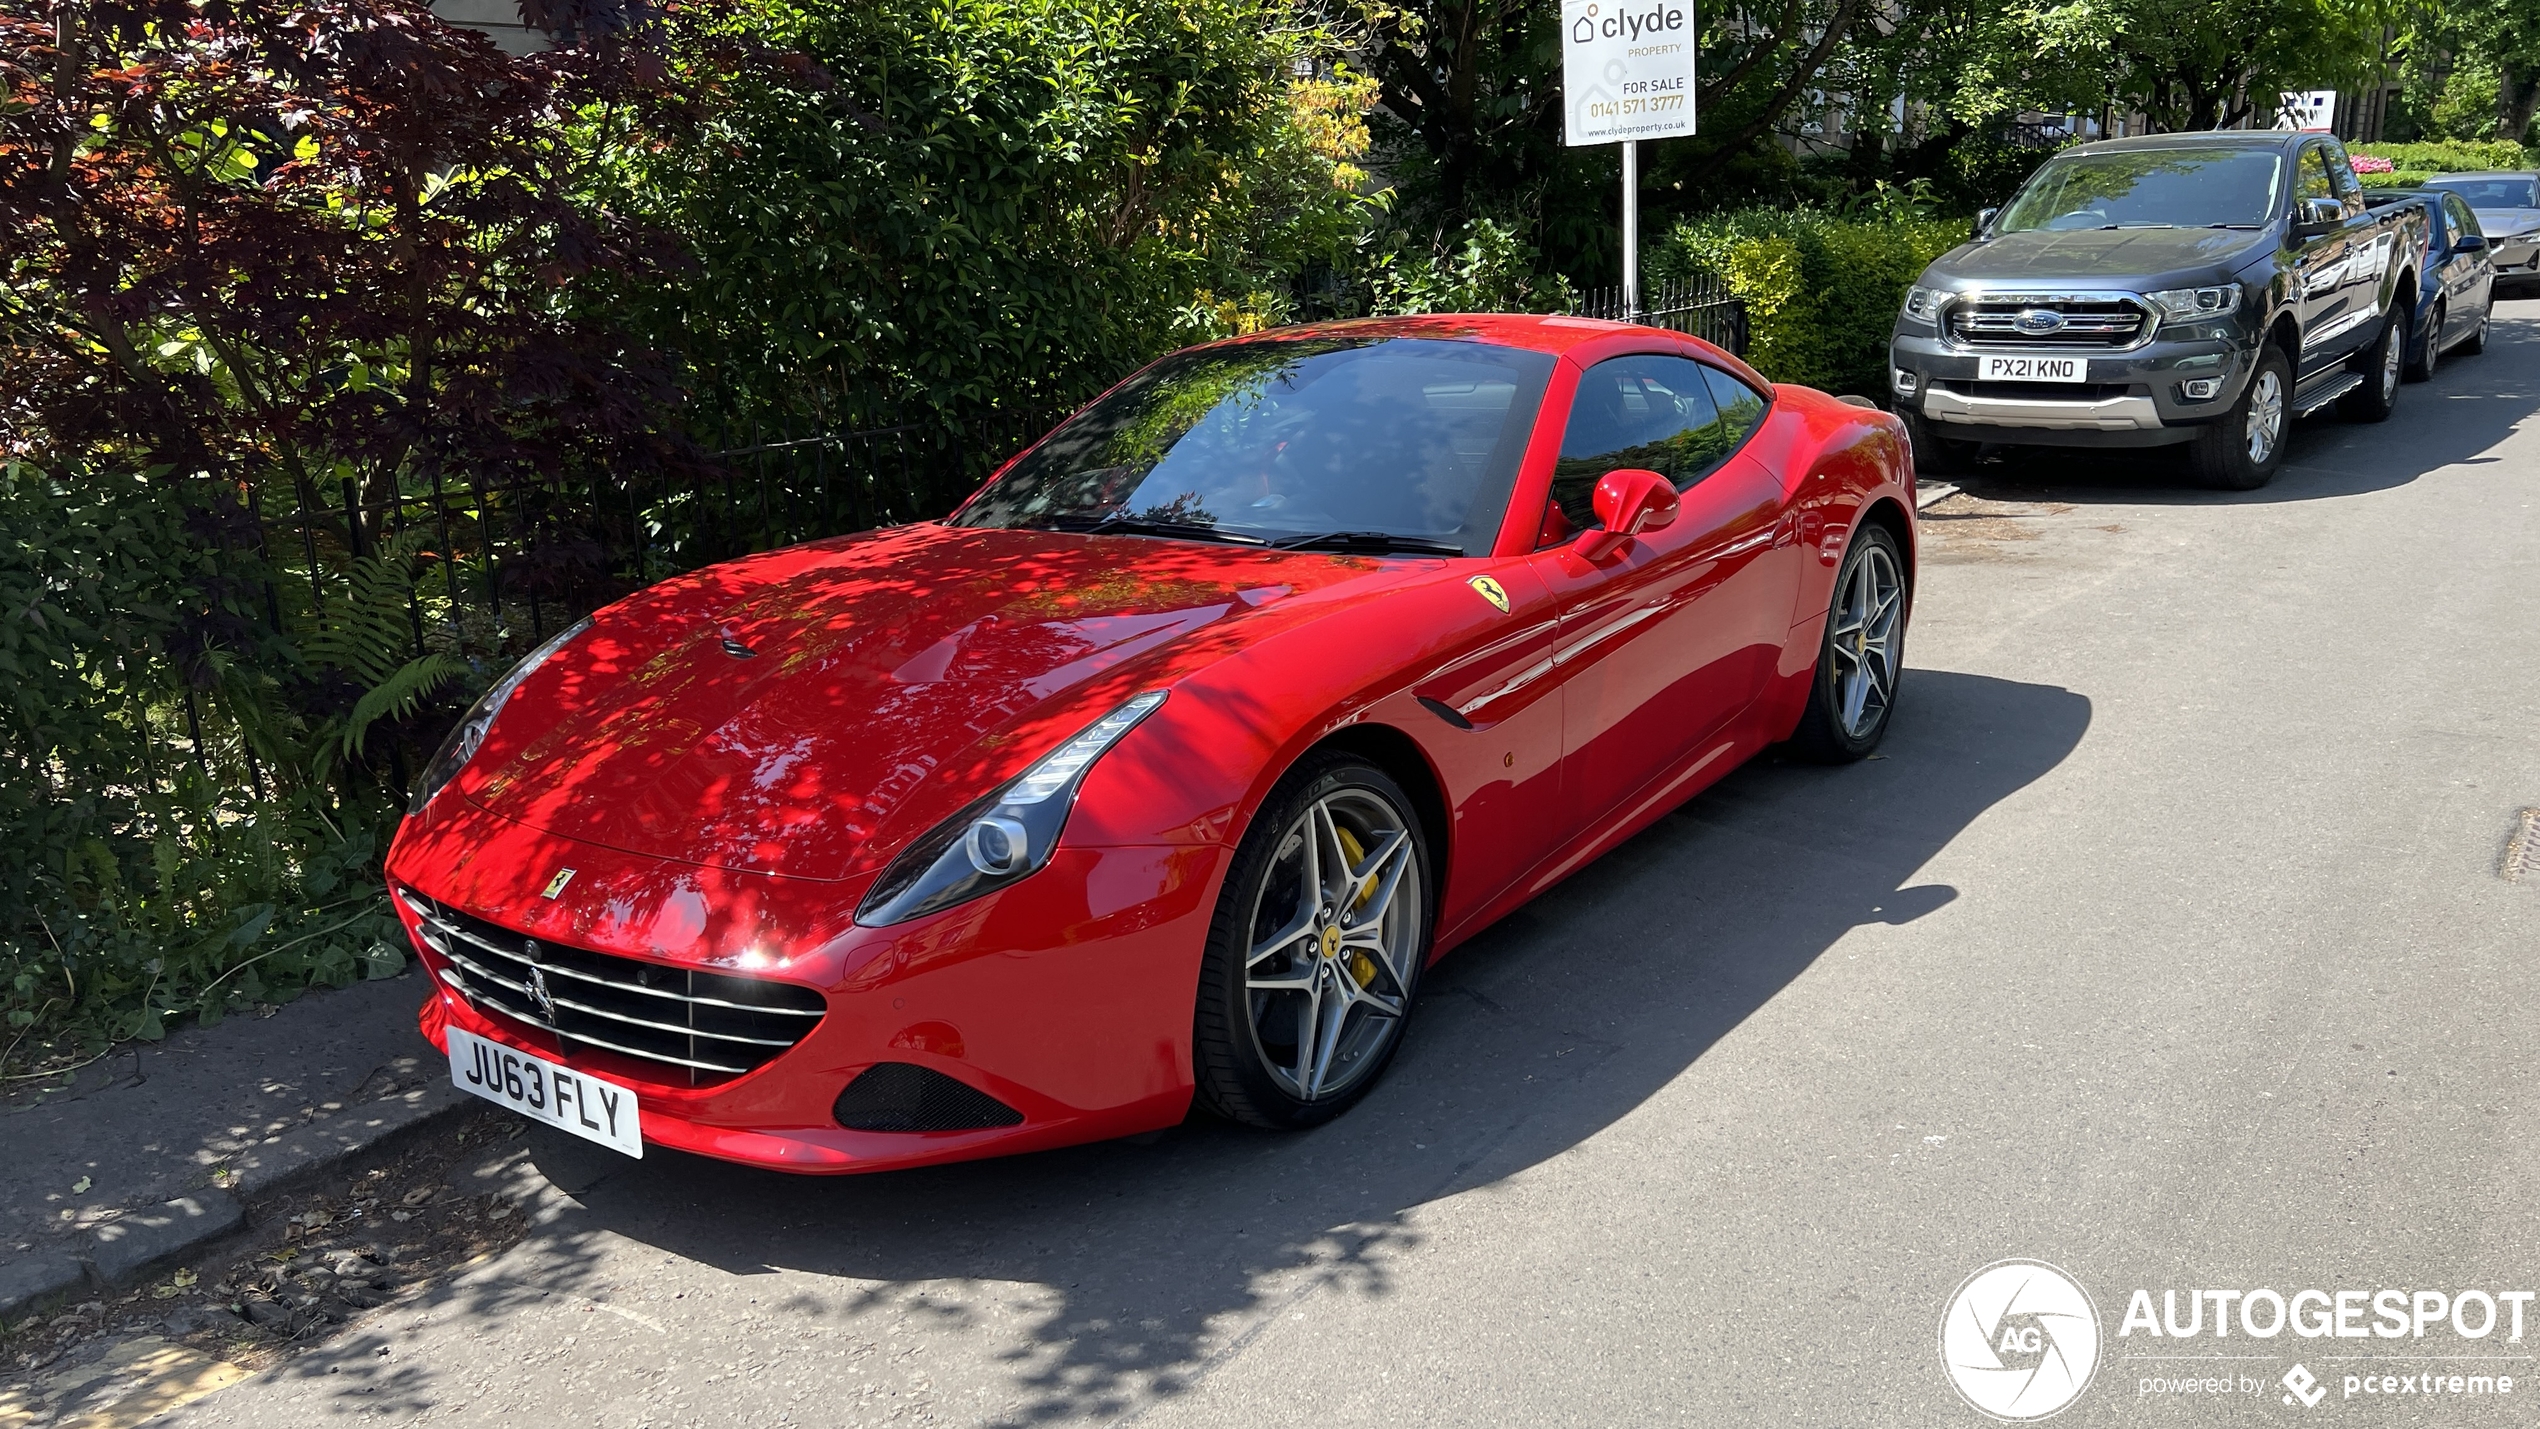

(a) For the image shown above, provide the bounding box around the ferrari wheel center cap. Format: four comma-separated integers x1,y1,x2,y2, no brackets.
1319,925,1344,960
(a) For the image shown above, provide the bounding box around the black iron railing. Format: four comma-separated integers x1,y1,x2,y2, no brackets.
1568,274,1749,355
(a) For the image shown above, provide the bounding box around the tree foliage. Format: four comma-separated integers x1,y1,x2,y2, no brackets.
0,0,714,1071
590,0,1381,439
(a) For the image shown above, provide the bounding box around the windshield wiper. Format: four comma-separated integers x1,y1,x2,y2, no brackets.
1040,514,1267,546
2207,223,2265,230
1269,531,1468,557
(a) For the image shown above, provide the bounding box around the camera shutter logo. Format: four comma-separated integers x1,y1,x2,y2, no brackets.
1939,1260,2102,1421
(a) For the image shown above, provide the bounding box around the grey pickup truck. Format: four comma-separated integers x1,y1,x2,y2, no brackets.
1888,131,2431,489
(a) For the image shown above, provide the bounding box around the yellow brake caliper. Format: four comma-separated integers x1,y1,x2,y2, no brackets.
1334,826,1381,989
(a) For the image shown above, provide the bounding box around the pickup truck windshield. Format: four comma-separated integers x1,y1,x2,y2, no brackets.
2425,176,2539,208
1996,148,2287,232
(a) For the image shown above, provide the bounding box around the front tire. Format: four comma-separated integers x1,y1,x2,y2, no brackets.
2190,346,2290,490
2338,311,2404,422
1787,524,1906,763
1903,410,1977,478
1193,753,1431,1130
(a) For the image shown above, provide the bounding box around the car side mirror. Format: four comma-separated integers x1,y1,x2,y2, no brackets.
2294,196,2345,233
1975,207,1998,236
1570,468,1678,563
2458,232,2488,252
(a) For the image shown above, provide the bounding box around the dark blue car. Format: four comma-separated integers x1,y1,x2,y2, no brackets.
2367,188,2496,381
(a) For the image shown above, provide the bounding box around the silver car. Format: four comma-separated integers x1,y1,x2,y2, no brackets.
2423,172,2540,295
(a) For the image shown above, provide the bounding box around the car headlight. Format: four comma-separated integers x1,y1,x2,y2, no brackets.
855,691,1169,927
2146,285,2240,322
408,618,592,814
1901,286,1943,324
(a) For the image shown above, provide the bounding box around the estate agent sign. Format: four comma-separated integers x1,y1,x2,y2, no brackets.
1561,0,1697,147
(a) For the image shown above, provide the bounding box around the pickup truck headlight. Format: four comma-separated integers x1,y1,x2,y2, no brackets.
2146,286,2241,322
855,691,1169,927
408,618,592,814
1901,286,1943,324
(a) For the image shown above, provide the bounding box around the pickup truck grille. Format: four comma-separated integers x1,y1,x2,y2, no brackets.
397,887,826,1086
1949,297,2148,349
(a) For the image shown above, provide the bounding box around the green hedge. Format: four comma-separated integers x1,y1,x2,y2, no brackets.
2352,140,2532,173
1652,207,1969,398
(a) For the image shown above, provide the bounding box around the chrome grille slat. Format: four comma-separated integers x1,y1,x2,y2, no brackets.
530,958,824,1016
540,992,798,1047
436,967,558,1033
1946,295,2150,351
401,888,825,1085
431,941,538,999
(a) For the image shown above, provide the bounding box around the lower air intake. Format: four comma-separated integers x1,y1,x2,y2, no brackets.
833,1063,1024,1132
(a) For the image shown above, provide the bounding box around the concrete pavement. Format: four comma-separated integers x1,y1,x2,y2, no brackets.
144,304,2540,1428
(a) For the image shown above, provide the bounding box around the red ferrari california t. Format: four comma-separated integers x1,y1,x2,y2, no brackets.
388,314,1916,1172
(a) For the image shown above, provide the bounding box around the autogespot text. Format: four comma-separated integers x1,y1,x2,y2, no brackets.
2118,1286,2534,1341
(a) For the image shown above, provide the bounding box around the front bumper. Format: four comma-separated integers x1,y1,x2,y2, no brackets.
387,792,1225,1174
2495,239,2540,294
1891,325,2257,447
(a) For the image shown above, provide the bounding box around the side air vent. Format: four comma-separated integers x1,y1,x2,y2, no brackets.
833,1063,1025,1132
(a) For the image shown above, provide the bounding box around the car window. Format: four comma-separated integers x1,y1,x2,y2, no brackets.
1547,356,1738,534
1993,147,2284,231
2445,194,2484,238
954,336,1557,554
2320,140,2365,210
2427,176,2540,208
1700,365,1771,446
2296,145,2336,206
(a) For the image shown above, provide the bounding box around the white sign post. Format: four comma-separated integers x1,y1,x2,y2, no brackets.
1563,0,1698,318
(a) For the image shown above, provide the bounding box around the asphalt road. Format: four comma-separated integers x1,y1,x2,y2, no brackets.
172,305,2540,1428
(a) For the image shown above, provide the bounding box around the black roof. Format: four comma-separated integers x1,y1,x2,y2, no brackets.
2057,130,2312,159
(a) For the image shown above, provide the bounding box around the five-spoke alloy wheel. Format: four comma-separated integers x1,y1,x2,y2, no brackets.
1790,523,1908,762
1195,754,1431,1128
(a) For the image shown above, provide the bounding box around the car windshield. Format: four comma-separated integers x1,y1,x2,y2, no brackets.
2426,176,2539,208
1994,148,2287,232
952,337,1556,555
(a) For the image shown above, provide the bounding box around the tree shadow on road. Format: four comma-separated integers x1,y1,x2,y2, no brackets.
1948,304,2540,506
265,669,2090,1426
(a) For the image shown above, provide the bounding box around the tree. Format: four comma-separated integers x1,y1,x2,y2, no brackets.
0,0,711,1066
589,0,1380,445
2068,0,2378,132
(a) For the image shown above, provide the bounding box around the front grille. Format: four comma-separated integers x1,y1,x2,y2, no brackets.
398,888,825,1086
1949,297,2148,349
833,1063,1024,1132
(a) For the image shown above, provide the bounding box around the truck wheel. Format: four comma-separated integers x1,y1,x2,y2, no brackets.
2459,300,2489,356
2405,301,2442,382
2190,347,2290,490
1903,411,1977,477
2338,314,2403,422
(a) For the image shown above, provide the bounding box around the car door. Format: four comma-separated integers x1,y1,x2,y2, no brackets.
2443,193,2495,336
1527,352,1794,831
2291,141,2360,375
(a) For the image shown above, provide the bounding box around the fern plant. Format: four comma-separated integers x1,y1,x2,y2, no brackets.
298,554,469,787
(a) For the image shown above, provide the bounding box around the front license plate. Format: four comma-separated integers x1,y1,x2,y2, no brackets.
1978,354,2088,382
447,1026,643,1158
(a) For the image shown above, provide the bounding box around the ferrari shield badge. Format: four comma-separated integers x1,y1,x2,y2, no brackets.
540,868,577,900
1467,576,1511,613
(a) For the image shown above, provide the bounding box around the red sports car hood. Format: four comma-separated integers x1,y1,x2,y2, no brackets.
458,523,1398,882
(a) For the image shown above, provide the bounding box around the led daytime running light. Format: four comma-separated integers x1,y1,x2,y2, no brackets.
1004,691,1168,805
